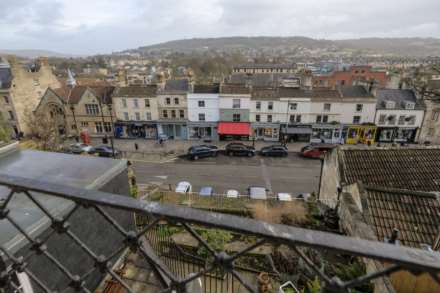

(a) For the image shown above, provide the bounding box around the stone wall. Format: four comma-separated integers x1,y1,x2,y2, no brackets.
419,98,440,144
8,57,61,135
318,147,340,208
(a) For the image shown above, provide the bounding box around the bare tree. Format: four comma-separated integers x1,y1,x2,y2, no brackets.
25,107,63,151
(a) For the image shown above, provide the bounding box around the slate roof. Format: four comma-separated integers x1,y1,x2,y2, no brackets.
360,185,440,248
220,84,250,95
376,89,424,110
339,85,374,98
251,87,279,100
164,79,190,92
114,85,157,97
228,73,291,87
193,84,220,94
52,85,115,104
340,148,440,192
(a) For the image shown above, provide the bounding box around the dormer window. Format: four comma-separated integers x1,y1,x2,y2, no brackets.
405,101,415,110
385,100,396,109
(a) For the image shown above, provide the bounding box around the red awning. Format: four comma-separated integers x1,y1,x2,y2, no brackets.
218,122,251,136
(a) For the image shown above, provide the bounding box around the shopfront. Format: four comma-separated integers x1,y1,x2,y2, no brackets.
252,123,280,142
280,125,312,142
218,122,251,141
376,127,418,143
344,125,377,145
188,122,218,141
157,122,188,140
311,124,344,144
114,122,157,139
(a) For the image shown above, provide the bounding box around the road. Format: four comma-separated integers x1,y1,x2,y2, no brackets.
133,154,322,196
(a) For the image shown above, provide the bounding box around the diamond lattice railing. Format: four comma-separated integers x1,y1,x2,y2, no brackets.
0,174,439,293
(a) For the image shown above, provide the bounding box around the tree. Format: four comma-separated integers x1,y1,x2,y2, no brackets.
25,108,63,151
0,115,11,143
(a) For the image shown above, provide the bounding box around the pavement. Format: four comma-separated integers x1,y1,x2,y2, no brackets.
133,154,322,197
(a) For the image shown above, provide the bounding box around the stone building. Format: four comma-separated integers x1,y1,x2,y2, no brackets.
418,88,440,144
36,85,115,137
112,85,158,139
0,59,17,136
6,56,61,135
157,79,190,139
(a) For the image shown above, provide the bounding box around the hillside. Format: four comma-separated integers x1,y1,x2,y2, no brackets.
0,49,78,59
125,36,440,57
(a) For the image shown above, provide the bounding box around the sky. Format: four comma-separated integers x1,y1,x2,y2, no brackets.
1,0,440,55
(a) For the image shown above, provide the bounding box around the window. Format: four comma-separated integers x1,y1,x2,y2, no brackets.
3,96,9,104
95,122,103,133
174,97,179,105
133,99,139,108
267,115,272,122
179,110,185,118
162,110,168,118
388,115,396,125
85,104,99,115
8,111,14,120
198,100,205,107
296,115,302,123
146,112,151,120
166,97,171,105
233,113,241,122
268,102,273,111
289,115,295,123
123,112,129,120
428,128,435,136
353,116,361,124
378,114,386,125
356,104,363,112
289,103,297,110
256,114,260,122
324,103,331,111
398,115,405,125
198,113,205,121
233,99,240,109
144,99,150,107
405,102,415,110
316,115,322,123
122,99,127,108
135,112,140,120
431,111,439,121
323,115,329,123
104,122,112,132
171,110,176,118
256,102,261,110
81,121,89,127
407,115,416,125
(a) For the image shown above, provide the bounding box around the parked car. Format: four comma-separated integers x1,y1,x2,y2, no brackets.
69,143,93,154
187,145,218,160
226,189,239,198
277,193,292,201
225,143,256,157
260,145,288,157
248,186,268,200
90,145,119,157
175,181,192,193
300,143,336,159
199,186,214,197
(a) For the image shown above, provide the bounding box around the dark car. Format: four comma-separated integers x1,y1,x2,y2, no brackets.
90,145,119,157
225,143,256,157
187,145,218,160
260,145,288,157
300,143,336,159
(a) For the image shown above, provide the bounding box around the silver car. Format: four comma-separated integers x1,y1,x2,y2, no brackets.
69,143,93,154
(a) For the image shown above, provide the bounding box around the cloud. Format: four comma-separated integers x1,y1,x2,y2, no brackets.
0,0,439,54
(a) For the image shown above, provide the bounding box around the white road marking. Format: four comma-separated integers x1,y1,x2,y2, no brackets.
154,175,168,180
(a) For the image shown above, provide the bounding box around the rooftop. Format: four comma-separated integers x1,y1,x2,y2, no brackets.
163,79,190,93
234,63,296,69
114,85,157,97
360,185,440,248
340,148,440,192
376,89,425,110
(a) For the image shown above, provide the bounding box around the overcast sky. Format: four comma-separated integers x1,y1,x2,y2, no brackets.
1,0,439,55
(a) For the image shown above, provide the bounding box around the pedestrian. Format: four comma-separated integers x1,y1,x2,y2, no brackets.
134,143,139,151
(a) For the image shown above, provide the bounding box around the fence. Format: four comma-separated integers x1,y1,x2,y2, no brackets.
0,174,439,293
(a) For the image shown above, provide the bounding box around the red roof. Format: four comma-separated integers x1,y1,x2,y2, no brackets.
218,122,251,136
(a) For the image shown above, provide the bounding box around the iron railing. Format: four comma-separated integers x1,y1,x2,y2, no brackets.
0,173,439,293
